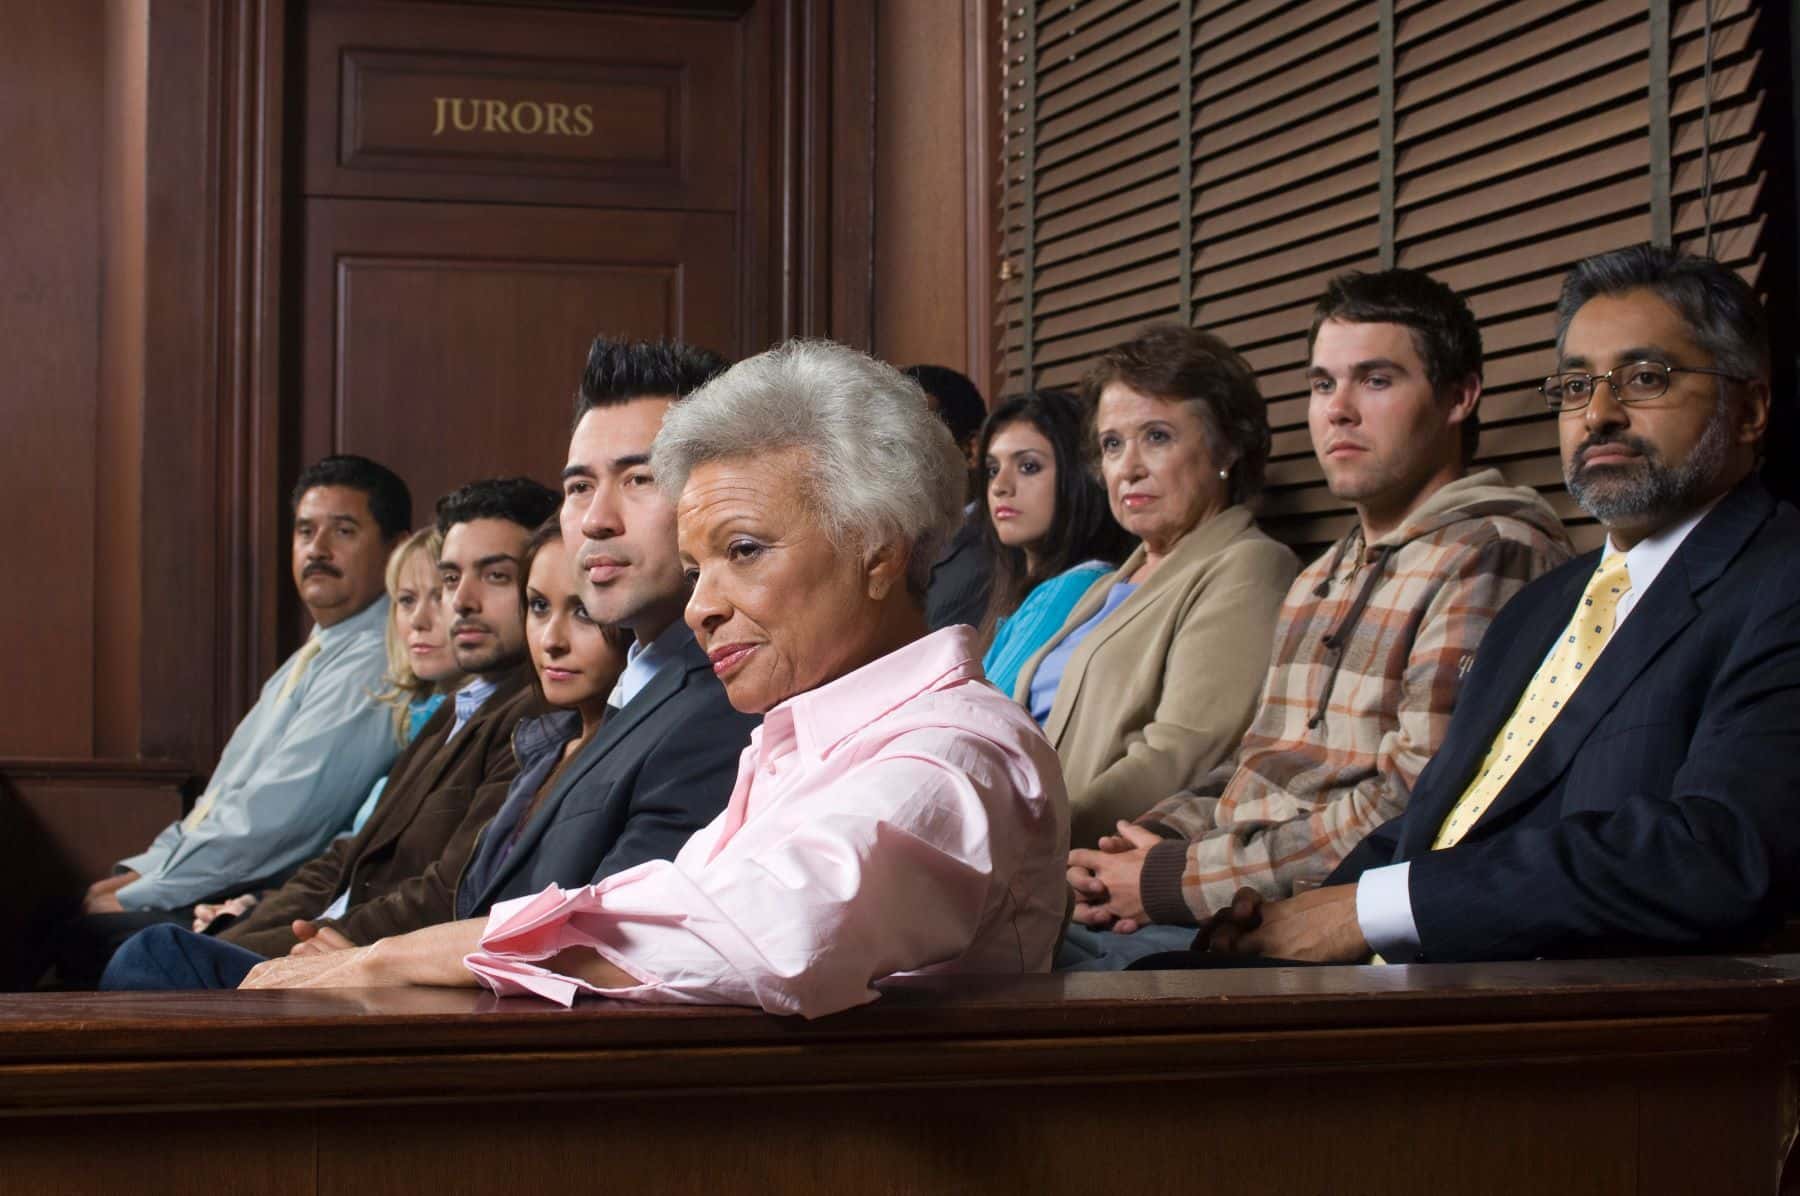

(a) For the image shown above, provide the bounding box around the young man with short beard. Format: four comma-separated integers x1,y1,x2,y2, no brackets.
1061,269,1572,970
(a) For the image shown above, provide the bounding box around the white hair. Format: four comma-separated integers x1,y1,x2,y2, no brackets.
651,339,967,598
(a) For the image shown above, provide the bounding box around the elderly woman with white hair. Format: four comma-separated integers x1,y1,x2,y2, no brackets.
240,340,1069,1018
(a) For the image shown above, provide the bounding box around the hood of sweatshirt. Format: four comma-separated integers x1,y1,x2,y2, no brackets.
1365,467,1566,552
1302,467,1569,731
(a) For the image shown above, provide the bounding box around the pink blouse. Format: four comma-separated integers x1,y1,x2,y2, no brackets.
463,626,1070,1018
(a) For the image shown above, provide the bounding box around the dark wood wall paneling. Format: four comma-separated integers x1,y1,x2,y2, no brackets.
869,0,1004,396
1,0,889,909
1,2,105,763
294,0,752,572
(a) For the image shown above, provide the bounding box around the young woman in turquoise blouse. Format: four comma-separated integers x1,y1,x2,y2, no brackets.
978,389,1135,698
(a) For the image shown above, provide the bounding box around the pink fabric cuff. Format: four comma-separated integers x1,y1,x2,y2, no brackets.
461,885,660,1007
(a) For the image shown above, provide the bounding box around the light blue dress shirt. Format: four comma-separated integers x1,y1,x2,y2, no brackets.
452,674,499,738
115,596,398,911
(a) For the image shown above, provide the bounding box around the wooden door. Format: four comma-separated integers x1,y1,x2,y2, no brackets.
293,0,759,623
300,199,737,516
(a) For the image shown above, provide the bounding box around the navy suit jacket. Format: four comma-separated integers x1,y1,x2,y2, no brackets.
1331,479,1800,961
454,630,760,920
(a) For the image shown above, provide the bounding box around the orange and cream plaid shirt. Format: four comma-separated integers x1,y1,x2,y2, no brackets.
1134,472,1572,925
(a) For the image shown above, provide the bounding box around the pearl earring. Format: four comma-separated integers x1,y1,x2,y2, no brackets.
1218,468,1229,480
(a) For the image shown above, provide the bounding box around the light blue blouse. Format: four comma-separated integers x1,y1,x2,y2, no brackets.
1027,580,1139,725
984,562,1111,701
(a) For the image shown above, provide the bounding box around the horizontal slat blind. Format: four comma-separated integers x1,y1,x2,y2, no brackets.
1195,0,1380,551
996,0,1778,558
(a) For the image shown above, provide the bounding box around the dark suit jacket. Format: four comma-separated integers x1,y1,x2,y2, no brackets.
925,513,993,632
454,630,759,920
221,667,538,956
1331,480,1800,961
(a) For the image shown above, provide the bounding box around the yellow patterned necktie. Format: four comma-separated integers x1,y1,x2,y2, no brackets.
183,637,324,831
1431,551,1632,850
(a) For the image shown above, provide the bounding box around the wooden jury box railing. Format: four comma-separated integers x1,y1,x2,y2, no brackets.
2,956,1799,1194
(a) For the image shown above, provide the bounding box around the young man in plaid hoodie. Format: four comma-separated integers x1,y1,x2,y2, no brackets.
1061,268,1573,970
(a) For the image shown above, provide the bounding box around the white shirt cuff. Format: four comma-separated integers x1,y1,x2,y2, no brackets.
1355,862,1420,960
317,889,351,922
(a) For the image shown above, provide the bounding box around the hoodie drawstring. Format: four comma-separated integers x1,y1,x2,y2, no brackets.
1307,543,1398,731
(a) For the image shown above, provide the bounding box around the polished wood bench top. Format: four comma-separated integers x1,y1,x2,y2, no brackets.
5,957,1797,1193
5,955,1800,1051
2,955,1797,1073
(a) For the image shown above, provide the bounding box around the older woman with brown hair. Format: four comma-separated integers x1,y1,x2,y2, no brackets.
240,340,1069,1018
1015,325,1298,850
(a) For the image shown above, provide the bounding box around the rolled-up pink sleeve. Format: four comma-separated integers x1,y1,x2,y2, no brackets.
464,733,1037,1018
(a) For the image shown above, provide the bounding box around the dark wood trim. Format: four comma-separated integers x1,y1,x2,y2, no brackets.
139,2,227,767
797,0,828,336
93,0,149,764
964,0,1000,396
3,956,1798,1062
0,761,195,961
0,1010,1782,1111
216,0,291,750
758,0,873,345
439,0,757,15
828,0,875,349
739,0,774,353
0,759,195,784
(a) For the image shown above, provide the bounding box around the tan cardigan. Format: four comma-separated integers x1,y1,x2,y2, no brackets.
1013,505,1297,849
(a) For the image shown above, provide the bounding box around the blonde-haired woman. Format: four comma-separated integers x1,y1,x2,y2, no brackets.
372,526,466,750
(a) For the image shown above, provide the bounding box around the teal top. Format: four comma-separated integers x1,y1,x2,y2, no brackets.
983,561,1113,702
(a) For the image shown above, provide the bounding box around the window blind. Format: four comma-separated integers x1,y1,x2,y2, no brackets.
996,0,1778,556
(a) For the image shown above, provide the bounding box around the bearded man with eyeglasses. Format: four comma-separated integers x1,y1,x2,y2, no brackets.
1126,243,1800,970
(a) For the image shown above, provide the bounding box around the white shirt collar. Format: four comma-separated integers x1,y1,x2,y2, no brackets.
1607,495,1723,627
616,619,692,709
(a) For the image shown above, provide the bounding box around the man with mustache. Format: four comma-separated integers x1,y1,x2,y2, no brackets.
1061,269,1571,968
101,478,557,986
1161,245,1800,967
46,456,411,985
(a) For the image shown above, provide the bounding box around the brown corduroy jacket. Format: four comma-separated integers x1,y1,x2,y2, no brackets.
220,666,537,958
